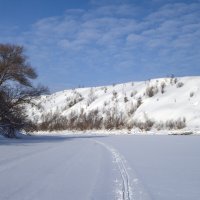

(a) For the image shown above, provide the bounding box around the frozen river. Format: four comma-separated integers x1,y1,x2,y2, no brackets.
0,134,200,200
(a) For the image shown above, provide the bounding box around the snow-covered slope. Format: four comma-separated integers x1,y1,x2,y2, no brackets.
27,76,200,131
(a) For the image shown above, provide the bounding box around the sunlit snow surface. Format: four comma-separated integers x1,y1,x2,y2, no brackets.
0,134,200,200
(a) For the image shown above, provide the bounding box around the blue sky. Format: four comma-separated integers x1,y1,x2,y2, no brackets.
0,0,200,92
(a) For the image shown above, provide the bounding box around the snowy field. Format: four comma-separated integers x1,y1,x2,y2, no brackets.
0,134,200,200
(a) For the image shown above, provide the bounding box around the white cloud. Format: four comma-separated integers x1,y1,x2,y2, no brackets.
2,1,199,90
24,2,200,54
126,34,144,43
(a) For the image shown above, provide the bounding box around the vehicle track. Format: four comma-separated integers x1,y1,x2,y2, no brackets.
93,140,132,200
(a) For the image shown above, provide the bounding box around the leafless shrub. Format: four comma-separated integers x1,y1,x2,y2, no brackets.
127,121,134,130
176,82,184,88
68,100,76,108
190,92,194,97
68,92,83,108
104,112,126,130
127,103,138,116
103,101,108,107
170,74,175,85
87,88,97,106
132,113,155,131
136,97,142,108
160,82,166,94
169,75,178,85
103,87,107,93
124,96,128,103
75,109,102,130
165,118,186,130
103,105,127,130
112,90,118,101
146,85,158,97
36,108,104,131
67,111,77,129
133,118,154,131
155,122,165,130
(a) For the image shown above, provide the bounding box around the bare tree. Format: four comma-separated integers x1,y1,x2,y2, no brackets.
0,44,48,137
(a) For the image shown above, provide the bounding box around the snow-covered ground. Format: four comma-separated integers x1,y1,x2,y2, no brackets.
1,134,200,200
27,76,200,132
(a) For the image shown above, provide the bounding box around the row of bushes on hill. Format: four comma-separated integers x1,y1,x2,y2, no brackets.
32,107,186,132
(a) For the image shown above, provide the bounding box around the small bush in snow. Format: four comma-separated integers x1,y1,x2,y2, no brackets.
68,93,83,108
170,74,175,85
101,87,107,93
174,78,178,84
155,122,164,130
75,109,103,130
160,82,166,94
169,75,178,85
104,108,126,130
68,100,76,108
190,92,194,97
176,82,184,88
127,103,138,116
87,88,97,106
131,113,154,131
136,97,142,108
165,118,186,130
104,101,108,107
130,92,134,97
124,96,128,103
133,119,154,131
112,90,118,100
146,85,158,97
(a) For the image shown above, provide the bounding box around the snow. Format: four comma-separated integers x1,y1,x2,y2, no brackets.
98,135,200,200
1,134,200,200
27,76,200,132
0,135,115,200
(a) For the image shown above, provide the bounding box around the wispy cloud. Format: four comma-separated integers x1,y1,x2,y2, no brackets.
1,1,200,91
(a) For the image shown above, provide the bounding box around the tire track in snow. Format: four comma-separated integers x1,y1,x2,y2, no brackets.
93,140,132,200
93,139,152,200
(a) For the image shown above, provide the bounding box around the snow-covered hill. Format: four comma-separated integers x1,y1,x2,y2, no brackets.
27,76,200,132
